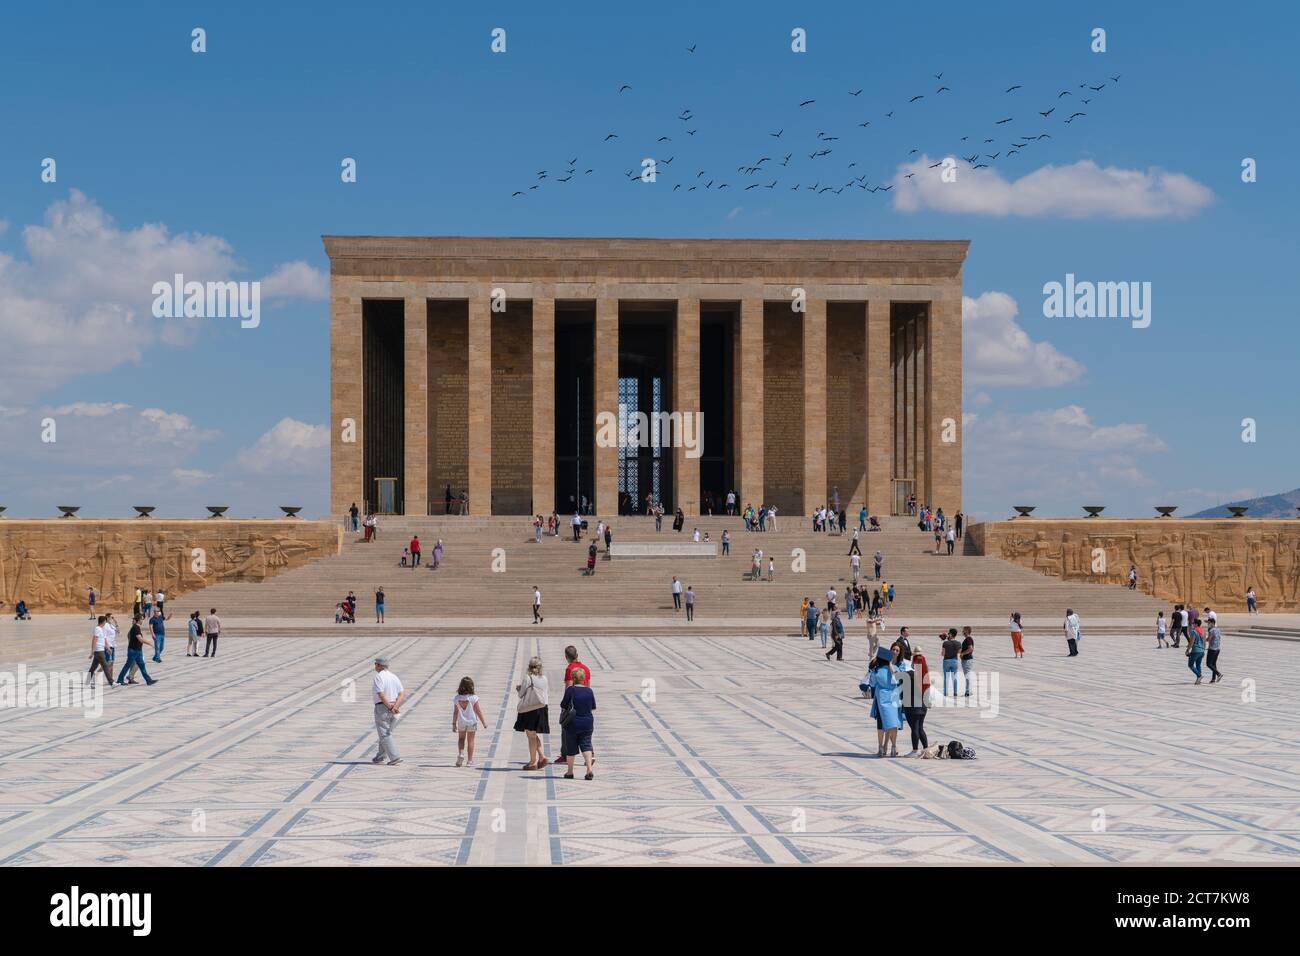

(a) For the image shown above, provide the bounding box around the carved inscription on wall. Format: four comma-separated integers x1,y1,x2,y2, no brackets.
971,519,1300,612
0,520,342,613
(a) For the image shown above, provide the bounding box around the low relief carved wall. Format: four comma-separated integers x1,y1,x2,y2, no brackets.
970,519,1300,612
0,520,342,613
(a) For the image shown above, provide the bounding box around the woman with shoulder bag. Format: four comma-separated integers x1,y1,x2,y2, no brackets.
514,656,551,770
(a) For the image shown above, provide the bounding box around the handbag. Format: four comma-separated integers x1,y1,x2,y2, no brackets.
517,677,545,713
559,702,575,727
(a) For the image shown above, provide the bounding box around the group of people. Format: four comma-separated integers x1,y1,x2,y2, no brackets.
399,535,443,569
86,606,224,687
371,646,598,779
1156,603,1224,684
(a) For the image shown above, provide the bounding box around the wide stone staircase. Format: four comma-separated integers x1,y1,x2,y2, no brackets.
174,514,1164,634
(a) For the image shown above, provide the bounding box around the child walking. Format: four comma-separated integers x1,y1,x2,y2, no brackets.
452,677,488,768
1156,610,1169,648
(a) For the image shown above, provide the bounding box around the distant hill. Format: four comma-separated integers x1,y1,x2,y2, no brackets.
1190,487,1300,519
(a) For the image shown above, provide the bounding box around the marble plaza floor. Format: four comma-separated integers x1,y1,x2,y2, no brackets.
0,630,1297,866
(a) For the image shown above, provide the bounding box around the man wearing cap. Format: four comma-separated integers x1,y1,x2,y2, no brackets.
372,656,405,766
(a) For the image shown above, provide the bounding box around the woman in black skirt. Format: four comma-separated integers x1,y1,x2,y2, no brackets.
514,656,550,770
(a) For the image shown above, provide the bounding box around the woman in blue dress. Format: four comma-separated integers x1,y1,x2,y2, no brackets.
869,646,904,757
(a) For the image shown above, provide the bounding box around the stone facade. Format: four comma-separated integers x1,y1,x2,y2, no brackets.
0,520,341,613
324,236,968,517
971,519,1300,612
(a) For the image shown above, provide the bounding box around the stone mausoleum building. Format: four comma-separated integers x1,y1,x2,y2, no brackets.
325,236,966,518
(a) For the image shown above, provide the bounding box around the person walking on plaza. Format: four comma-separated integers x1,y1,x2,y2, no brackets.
116,615,159,687
825,610,845,661
1010,611,1025,658
604,523,612,554
87,616,115,688
1156,610,1169,648
1206,618,1223,683
514,656,550,771
1186,618,1206,684
750,549,761,582
685,585,695,621
941,629,961,696
432,538,443,569
874,550,883,580
87,586,96,620
946,527,956,555
203,608,222,658
371,656,404,765
534,515,544,543
959,626,975,697
186,611,201,656
452,676,487,768
721,528,730,556
805,600,818,641
409,535,421,567
848,529,861,556
1246,586,1257,613
533,586,544,624
671,576,683,610
350,501,359,532
1063,608,1081,657
1128,564,1138,589
375,586,385,623
1169,605,1183,648
148,607,169,663
850,550,861,585
818,609,831,649
767,555,775,582
104,613,118,665
559,669,597,780
571,511,582,542
586,541,598,575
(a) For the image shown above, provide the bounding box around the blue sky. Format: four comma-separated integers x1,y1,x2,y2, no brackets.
1,0,1296,519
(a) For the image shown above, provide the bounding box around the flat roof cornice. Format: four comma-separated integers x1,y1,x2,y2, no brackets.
322,235,970,264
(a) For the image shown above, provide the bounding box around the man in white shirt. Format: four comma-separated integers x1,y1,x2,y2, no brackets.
372,656,405,766
156,590,166,613
826,587,837,611
726,490,736,515
946,527,956,555
203,609,222,657
767,505,778,531
87,616,115,686
533,586,544,624
850,552,861,584
671,576,683,610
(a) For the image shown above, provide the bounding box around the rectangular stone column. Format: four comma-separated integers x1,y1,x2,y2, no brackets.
927,294,963,512
802,297,827,513
329,279,363,516
673,298,701,515
865,298,892,516
594,296,619,516
467,295,492,515
403,296,428,516
531,297,555,517
735,299,764,507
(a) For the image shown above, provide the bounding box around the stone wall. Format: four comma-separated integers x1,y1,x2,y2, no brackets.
491,303,534,514
0,520,342,614
970,518,1300,612
762,304,802,514
827,304,866,510
428,301,469,507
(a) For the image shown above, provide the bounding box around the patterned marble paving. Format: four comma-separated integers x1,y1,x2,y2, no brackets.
0,630,1296,866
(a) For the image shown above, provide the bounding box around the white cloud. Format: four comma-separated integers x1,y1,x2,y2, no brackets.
260,260,328,301
725,207,743,221
964,291,1085,387
892,157,1214,219
0,191,325,401
964,404,1167,519
171,467,215,482
236,417,328,475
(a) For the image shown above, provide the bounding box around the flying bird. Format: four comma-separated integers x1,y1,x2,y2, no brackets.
1039,108,1054,117
619,85,631,93
770,129,783,138
687,44,696,53
799,99,816,107
1109,74,1121,82
996,117,1013,124
686,130,697,135
512,191,523,197
928,161,943,168
1060,90,1073,97
885,111,894,118
985,152,999,159
909,94,924,102
1089,84,1105,91
905,172,916,179
934,72,944,80
849,89,863,96
1005,84,1022,92
604,133,618,141
658,136,671,142
858,121,871,127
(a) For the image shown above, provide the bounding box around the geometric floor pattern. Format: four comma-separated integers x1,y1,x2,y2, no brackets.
1,630,1297,865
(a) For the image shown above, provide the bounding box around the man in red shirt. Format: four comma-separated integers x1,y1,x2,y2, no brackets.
562,645,590,687
409,535,421,568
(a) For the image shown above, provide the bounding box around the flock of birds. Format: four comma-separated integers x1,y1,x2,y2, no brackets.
509,43,1123,200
